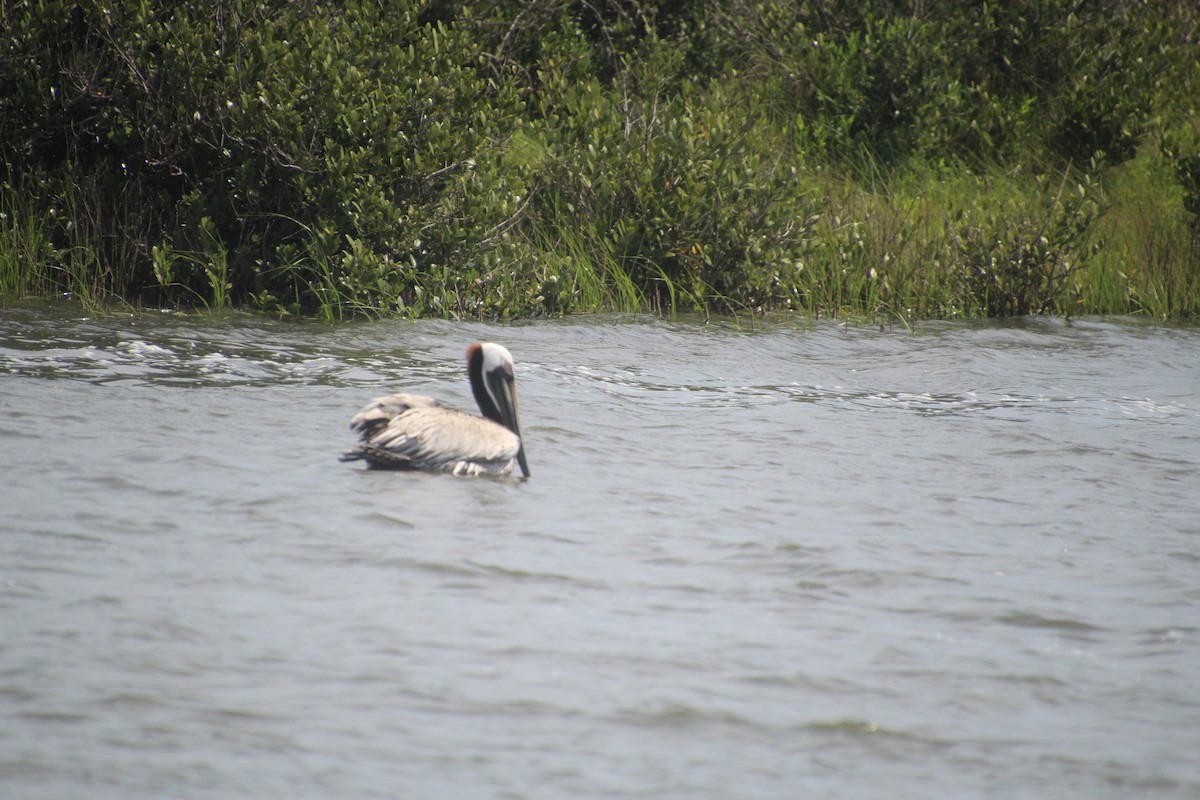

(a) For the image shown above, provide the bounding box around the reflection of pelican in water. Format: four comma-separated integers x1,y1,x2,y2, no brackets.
341,343,530,477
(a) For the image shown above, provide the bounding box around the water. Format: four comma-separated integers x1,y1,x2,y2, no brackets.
2,301,1198,799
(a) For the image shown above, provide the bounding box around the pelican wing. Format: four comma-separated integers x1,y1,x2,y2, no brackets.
348,393,442,436
345,404,521,475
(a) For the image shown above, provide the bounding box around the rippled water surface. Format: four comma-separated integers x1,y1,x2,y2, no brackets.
3,301,1198,799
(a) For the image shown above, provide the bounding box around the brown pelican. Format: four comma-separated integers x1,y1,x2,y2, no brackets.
340,342,530,477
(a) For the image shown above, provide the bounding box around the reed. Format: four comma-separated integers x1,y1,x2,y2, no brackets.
1080,147,1200,318
789,152,1200,322
536,224,646,315
1,177,122,314
0,180,50,299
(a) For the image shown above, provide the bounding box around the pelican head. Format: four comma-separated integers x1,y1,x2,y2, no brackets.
468,342,530,477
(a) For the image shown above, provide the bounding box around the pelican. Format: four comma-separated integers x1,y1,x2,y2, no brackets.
340,342,530,477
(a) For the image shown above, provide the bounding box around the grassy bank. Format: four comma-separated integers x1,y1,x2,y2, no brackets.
2,0,1198,320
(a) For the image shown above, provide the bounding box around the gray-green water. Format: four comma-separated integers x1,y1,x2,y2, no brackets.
3,302,1198,799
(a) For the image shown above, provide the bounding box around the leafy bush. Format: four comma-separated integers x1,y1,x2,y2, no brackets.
709,0,1165,167
2,0,528,314
947,168,1105,316
525,25,823,313
1,0,1195,318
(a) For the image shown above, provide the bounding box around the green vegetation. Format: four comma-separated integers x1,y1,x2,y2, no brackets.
2,0,1197,319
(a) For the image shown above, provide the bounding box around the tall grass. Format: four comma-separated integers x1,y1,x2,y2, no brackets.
786,152,1200,322
0,179,52,299
1,177,119,314
533,219,645,314
8,152,1198,322
1083,146,1200,318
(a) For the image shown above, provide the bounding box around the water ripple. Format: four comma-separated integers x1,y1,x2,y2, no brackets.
3,306,1199,800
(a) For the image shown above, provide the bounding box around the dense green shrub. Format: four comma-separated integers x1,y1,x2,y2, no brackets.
709,0,1167,166
2,0,529,315
1,0,1195,318
523,25,822,312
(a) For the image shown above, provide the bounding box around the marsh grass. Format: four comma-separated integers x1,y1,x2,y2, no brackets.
255,226,366,321
0,181,51,299
789,156,1191,322
542,229,646,315
8,151,1198,323
1,178,127,315
1082,147,1200,317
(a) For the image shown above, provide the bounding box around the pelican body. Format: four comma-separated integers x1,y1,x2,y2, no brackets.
341,343,530,477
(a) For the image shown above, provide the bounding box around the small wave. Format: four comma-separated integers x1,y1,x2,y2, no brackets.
996,611,1106,633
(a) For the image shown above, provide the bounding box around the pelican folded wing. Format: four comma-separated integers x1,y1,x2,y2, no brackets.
358,405,521,474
